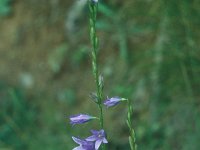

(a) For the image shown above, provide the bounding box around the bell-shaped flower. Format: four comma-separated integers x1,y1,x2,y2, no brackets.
70,114,97,125
103,97,127,108
86,129,108,150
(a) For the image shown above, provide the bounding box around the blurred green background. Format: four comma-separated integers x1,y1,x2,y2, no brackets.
0,0,200,150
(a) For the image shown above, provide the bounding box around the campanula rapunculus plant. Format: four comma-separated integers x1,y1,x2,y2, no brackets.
69,0,137,149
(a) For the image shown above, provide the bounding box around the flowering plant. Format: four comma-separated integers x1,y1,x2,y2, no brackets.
69,0,137,150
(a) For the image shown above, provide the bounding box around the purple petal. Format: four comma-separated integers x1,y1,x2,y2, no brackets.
103,138,108,143
86,135,97,141
72,137,84,145
99,129,104,134
95,140,102,150
90,130,99,135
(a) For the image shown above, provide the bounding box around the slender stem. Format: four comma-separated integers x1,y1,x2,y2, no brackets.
89,2,105,149
127,99,137,150
88,0,104,131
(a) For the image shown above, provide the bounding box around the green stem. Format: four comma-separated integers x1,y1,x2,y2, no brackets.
89,1,105,149
88,0,104,133
127,99,137,150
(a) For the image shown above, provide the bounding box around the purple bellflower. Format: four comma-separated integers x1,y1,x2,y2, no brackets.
70,114,97,125
103,97,127,108
72,137,95,150
86,129,108,150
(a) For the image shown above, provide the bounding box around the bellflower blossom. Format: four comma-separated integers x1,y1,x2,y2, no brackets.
72,137,95,150
86,129,108,149
70,114,97,125
103,97,127,108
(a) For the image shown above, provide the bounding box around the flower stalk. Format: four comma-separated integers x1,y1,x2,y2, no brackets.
88,1,104,130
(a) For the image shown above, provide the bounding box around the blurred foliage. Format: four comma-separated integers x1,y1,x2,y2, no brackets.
48,44,69,73
0,84,36,149
71,45,90,68
0,0,12,16
97,3,129,62
0,0,200,150
0,82,73,150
